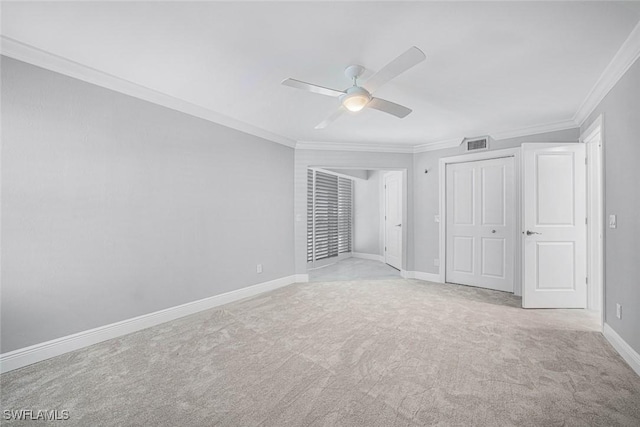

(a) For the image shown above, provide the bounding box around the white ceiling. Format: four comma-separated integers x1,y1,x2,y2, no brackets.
3,1,640,148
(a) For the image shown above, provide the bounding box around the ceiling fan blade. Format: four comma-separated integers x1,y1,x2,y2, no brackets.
362,46,426,93
367,98,412,118
315,107,346,129
281,78,345,97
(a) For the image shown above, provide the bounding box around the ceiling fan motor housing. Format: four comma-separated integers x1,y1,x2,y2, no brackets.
340,86,371,112
344,64,365,80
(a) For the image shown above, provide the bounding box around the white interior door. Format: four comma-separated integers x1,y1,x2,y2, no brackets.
522,143,587,308
384,172,402,270
446,157,515,292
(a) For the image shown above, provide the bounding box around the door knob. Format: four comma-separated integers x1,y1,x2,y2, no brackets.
491,230,496,234
395,224,402,227
526,230,541,236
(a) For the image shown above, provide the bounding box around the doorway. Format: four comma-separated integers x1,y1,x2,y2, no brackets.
307,167,407,282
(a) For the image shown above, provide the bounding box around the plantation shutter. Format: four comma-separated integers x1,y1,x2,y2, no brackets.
314,171,339,261
307,170,353,263
307,168,314,262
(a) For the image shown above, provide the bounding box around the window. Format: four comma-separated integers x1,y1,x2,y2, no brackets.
307,169,353,263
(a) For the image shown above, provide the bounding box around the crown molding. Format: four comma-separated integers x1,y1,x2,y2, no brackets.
413,138,463,153
573,20,640,126
0,36,296,148
297,118,580,154
298,138,466,154
295,140,415,153
413,119,579,154
490,119,578,141
6,21,635,155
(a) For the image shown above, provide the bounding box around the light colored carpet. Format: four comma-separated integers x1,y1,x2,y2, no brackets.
2,279,639,426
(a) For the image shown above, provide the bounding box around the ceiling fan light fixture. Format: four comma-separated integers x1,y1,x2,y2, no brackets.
341,87,371,112
282,47,425,128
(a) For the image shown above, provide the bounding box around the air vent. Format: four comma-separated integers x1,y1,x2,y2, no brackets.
465,136,489,152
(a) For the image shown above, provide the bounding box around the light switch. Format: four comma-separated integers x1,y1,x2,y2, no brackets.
609,214,617,229
435,215,440,223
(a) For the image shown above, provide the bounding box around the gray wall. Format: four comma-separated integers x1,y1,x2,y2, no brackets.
354,171,382,256
325,168,369,180
412,128,580,274
1,57,295,352
581,58,640,354
295,150,413,274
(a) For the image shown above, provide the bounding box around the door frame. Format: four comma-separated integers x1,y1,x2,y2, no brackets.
383,171,403,270
308,166,408,272
580,114,605,328
438,148,522,295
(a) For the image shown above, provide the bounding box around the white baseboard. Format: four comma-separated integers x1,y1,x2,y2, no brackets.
402,271,442,283
0,274,301,374
352,252,384,263
294,274,309,283
400,269,413,279
603,323,640,377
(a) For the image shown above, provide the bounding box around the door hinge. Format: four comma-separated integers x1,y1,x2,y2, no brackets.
585,217,588,225
585,157,588,165
385,246,387,251
586,276,588,285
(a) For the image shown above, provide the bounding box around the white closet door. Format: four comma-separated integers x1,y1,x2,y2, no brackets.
446,157,515,292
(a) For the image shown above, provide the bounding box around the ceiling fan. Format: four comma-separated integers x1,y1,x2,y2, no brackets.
281,46,426,129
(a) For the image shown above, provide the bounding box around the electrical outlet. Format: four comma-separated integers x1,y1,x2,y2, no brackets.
616,303,622,319
434,258,440,267
256,264,263,274
609,214,617,229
